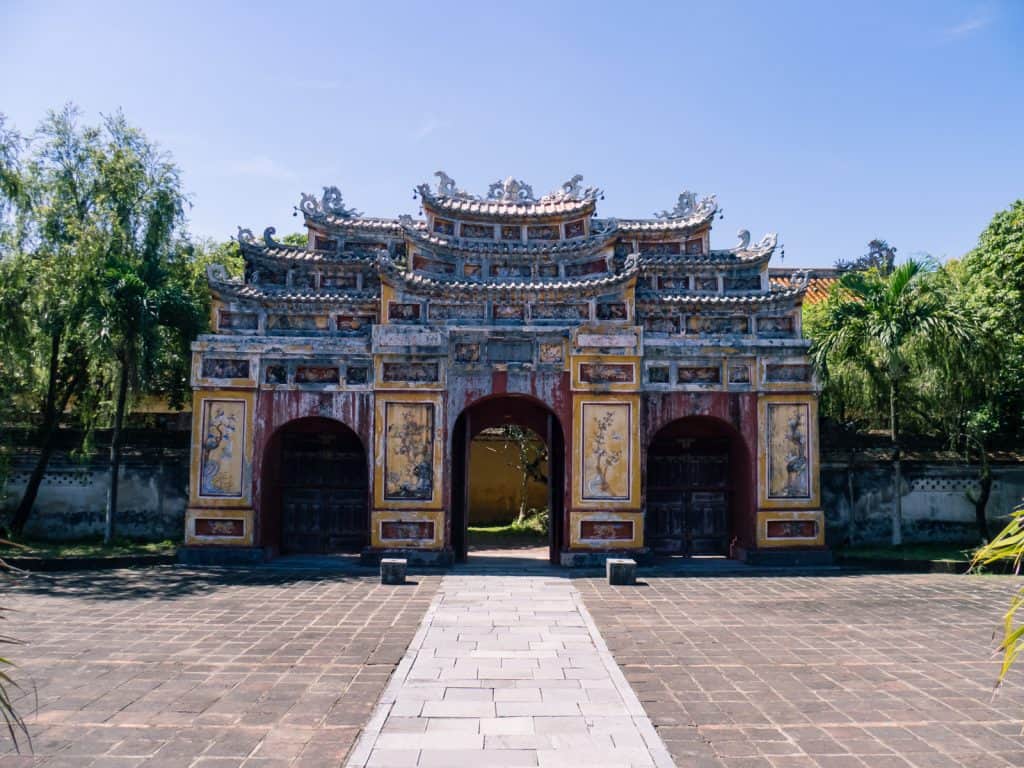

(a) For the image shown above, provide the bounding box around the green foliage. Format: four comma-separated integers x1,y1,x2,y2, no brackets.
971,501,1024,685
0,597,28,751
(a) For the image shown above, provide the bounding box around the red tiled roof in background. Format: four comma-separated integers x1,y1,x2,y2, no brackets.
769,268,841,304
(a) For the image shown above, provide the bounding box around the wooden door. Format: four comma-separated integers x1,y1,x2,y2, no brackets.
280,430,368,553
645,437,730,555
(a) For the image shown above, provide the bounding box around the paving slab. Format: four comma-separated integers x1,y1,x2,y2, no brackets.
577,571,1024,768
345,567,674,768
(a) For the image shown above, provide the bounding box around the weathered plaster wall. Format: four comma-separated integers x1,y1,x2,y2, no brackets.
822,461,1024,545
1,450,188,541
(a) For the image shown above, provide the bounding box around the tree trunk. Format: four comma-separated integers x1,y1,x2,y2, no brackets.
890,381,903,546
974,446,992,543
846,449,856,546
10,332,62,536
104,356,130,545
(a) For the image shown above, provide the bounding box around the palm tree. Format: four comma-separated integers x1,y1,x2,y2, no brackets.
811,258,972,545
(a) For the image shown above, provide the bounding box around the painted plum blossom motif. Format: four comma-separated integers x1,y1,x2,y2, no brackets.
585,407,627,499
385,403,434,500
783,412,809,497
200,404,241,496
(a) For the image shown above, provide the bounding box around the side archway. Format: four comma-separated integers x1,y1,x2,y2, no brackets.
644,416,753,556
260,417,369,554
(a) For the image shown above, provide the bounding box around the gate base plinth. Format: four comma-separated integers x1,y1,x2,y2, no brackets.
743,548,833,567
360,547,454,567
560,549,652,568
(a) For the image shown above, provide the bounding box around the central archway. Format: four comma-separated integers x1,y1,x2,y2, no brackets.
451,395,565,564
260,417,369,554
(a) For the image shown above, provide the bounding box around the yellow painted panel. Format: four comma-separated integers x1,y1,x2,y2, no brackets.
757,394,820,509
756,510,825,548
188,390,256,508
571,394,641,510
373,392,445,510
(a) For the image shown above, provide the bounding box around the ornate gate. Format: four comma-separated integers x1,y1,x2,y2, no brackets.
645,437,730,555
279,429,368,553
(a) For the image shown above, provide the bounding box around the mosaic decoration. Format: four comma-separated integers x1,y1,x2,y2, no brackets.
382,361,439,383
264,364,287,384
642,315,680,334
218,311,257,330
336,314,374,334
724,275,762,291
758,316,795,336
388,303,421,322
728,365,751,384
202,358,250,380
765,363,812,383
460,222,494,239
539,343,563,364
494,304,525,322
526,224,559,240
195,518,245,537
767,403,811,499
564,260,605,277
199,400,245,498
380,520,435,541
765,519,817,538
648,366,670,384
384,402,435,501
685,238,703,254
564,219,585,238
580,403,631,501
433,218,455,235
579,520,633,541
295,365,339,384
320,272,357,289
500,225,521,240
686,315,748,334
596,302,628,320
678,366,721,384
533,303,588,320
267,314,323,332
345,366,369,385
454,343,481,363
580,363,634,385
430,303,486,321
694,276,718,292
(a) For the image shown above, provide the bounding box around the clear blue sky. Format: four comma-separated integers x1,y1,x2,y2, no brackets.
2,1,1021,267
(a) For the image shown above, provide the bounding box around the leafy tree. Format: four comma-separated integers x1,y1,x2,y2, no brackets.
82,113,203,543
810,259,972,544
4,106,105,536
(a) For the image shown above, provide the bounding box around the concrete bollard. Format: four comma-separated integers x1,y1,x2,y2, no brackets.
381,558,407,585
606,558,636,586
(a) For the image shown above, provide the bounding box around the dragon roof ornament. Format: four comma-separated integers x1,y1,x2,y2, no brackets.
298,185,362,220
416,171,601,204
654,189,718,220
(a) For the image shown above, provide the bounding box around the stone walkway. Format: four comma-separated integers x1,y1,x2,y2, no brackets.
346,569,673,768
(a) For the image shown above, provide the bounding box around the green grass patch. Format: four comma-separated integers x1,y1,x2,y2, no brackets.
838,542,978,562
0,536,178,559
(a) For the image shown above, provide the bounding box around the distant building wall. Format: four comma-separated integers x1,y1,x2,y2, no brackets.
822,460,1024,545
467,433,548,525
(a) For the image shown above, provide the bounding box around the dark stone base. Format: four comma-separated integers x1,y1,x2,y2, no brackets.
560,549,654,568
177,546,268,566
743,548,834,567
360,547,455,567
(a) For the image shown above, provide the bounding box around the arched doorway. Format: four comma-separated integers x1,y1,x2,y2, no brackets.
451,395,565,564
261,417,369,554
645,416,751,557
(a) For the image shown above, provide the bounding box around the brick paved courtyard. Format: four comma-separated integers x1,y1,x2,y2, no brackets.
578,571,1024,767
1,566,1023,767
0,565,440,767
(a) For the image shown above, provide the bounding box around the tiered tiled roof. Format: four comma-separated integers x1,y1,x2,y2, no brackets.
415,172,601,220
207,265,377,308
